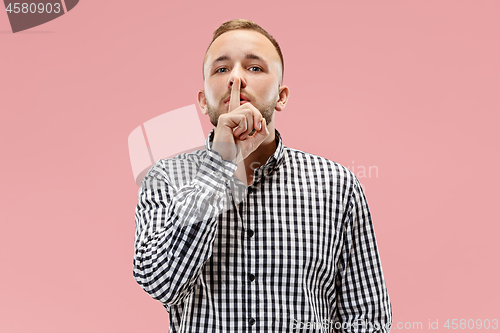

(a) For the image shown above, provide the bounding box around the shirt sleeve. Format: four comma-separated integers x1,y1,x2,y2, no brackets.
335,176,392,333
133,149,238,306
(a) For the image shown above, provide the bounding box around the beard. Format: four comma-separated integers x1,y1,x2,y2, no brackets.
206,95,277,127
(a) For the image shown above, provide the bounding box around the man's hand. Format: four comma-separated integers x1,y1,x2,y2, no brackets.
212,78,269,163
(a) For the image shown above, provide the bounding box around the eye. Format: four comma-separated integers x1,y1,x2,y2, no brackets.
215,67,229,74
249,66,262,72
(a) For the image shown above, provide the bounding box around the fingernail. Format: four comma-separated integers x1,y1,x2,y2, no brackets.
259,121,262,130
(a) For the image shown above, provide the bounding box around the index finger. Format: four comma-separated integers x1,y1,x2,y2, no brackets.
228,77,240,112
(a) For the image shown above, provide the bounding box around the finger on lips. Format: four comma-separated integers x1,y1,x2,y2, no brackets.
228,78,267,140
229,78,240,112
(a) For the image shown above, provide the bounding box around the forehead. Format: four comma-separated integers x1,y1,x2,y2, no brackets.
205,29,280,67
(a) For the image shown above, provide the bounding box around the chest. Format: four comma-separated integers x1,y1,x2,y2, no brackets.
207,179,346,290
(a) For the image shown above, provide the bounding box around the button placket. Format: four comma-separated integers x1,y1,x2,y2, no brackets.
246,184,258,326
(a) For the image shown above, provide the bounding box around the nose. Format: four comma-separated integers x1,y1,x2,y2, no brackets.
227,64,247,89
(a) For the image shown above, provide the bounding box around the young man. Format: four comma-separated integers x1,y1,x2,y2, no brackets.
134,19,392,332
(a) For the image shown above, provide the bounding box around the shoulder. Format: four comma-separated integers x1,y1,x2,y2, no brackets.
281,146,363,208
142,149,208,186
282,146,357,185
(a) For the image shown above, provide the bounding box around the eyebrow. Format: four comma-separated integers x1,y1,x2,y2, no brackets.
244,53,264,61
210,53,266,68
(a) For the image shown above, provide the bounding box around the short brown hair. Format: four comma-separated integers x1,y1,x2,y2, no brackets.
203,19,284,83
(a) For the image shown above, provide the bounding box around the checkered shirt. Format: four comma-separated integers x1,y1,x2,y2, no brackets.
133,129,392,332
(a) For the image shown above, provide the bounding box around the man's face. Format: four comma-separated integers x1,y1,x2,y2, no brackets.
199,29,284,127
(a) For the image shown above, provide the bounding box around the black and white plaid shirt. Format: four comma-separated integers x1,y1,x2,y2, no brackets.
133,129,392,332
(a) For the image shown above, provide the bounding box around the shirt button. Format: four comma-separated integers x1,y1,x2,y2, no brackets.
248,273,255,282
247,229,254,238
249,318,256,326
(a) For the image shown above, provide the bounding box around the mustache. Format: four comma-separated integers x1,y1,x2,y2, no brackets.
221,90,254,103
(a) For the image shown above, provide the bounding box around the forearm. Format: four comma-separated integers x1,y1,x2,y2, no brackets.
133,150,237,305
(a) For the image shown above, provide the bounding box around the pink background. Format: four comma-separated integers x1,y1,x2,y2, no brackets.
1,1,499,332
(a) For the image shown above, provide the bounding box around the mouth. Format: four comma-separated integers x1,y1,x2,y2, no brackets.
224,94,251,105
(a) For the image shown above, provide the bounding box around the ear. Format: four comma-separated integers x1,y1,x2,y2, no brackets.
275,85,289,112
198,89,208,115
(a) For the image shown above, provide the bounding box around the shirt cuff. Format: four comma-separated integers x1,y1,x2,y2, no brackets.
192,149,238,193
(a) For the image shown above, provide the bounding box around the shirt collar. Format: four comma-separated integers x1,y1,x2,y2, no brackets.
205,128,285,172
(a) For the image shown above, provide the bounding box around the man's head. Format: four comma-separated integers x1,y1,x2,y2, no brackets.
198,19,289,127
203,19,285,83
